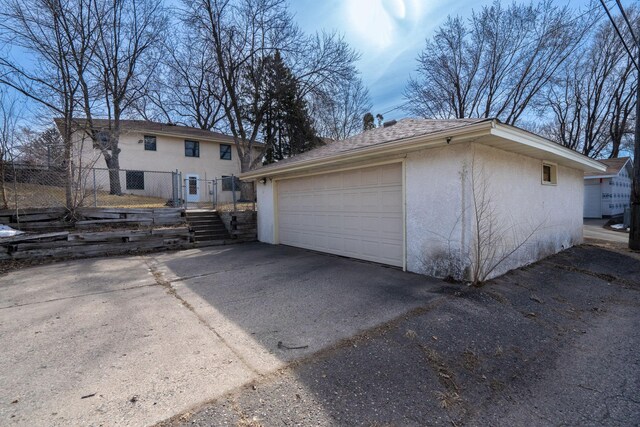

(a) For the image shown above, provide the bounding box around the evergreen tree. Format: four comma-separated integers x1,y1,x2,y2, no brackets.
363,112,375,131
260,51,320,164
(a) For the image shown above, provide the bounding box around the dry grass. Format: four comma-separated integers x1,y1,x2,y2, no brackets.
216,202,256,212
3,183,167,209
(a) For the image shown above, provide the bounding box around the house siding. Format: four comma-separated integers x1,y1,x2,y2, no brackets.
79,130,244,203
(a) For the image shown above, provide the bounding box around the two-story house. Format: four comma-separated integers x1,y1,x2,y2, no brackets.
56,119,262,205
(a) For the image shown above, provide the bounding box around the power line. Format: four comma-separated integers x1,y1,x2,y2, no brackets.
615,0,639,47
599,0,639,71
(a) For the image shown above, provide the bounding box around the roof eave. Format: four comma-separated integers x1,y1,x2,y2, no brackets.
489,124,607,173
241,120,495,180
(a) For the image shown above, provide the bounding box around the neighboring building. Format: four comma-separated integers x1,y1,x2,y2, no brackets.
56,119,260,204
583,157,633,219
241,118,605,281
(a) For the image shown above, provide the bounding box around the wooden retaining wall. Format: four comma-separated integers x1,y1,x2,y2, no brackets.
0,208,193,262
0,207,186,232
219,211,257,241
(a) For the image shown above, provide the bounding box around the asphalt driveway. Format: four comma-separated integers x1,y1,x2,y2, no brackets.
0,243,441,426
2,242,639,426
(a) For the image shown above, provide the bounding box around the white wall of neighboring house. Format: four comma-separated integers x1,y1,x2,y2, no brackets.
78,130,245,203
583,164,632,218
255,141,585,282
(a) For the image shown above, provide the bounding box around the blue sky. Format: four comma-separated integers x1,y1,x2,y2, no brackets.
289,0,596,120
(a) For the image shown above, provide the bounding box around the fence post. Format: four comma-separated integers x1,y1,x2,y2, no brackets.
231,174,237,212
92,168,97,207
213,179,217,211
172,169,179,207
179,172,184,208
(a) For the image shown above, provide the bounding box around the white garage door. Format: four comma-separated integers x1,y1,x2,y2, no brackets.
584,182,602,218
277,163,404,267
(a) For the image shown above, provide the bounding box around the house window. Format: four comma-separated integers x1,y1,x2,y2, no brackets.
542,162,557,185
144,135,156,151
220,144,232,160
126,170,144,190
185,140,199,157
221,175,241,191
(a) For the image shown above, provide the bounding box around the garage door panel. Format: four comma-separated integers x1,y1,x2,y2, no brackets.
584,183,602,218
277,163,403,267
382,167,403,184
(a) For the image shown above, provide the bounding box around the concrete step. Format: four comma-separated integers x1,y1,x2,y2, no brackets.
196,234,230,241
194,229,228,236
192,225,228,233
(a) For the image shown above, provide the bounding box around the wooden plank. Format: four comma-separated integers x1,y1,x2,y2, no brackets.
10,221,73,230
75,218,153,226
79,208,154,215
7,237,191,260
68,229,152,241
153,218,185,226
79,212,123,220
150,227,190,236
153,208,184,214
0,207,66,216
13,212,65,222
0,232,69,244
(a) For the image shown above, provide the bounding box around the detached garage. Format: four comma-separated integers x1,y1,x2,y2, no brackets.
583,157,633,219
243,119,605,281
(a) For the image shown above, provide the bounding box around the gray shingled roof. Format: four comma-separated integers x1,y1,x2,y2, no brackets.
55,118,240,143
255,118,491,172
584,157,631,177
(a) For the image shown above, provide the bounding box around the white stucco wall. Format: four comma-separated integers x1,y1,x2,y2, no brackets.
405,143,472,278
256,141,585,282
406,142,583,281
257,179,276,243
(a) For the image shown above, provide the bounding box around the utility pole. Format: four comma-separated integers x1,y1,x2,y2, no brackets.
631,53,640,250
600,0,640,250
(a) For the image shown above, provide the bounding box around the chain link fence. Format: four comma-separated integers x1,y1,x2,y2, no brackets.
0,162,179,211
181,175,256,211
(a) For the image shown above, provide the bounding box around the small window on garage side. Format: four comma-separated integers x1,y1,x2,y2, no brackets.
542,162,557,185
144,135,156,151
220,143,232,160
185,140,200,157
221,175,241,191
126,170,144,190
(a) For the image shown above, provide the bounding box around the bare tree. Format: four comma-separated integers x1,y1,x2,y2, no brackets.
184,0,360,199
136,35,225,131
404,0,593,125
467,158,543,285
17,127,65,167
310,76,371,141
0,89,21,209
543,8,638,158
0,0,98,211
81,0,168,195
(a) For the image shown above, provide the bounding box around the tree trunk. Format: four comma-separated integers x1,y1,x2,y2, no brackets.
0,158,7,209
105,152,122,196
239,152,255,202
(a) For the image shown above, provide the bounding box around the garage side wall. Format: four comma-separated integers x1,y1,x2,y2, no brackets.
257,179,276,243
470,144,584,280
405,143,472,278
